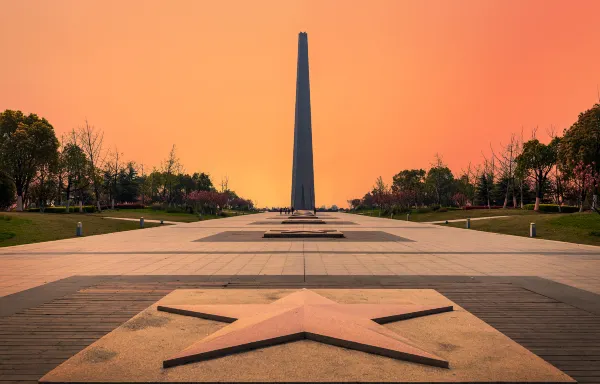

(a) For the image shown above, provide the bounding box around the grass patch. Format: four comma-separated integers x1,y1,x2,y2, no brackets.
94,208,202,223
94,208,255,223
351,208,536,222
0,212,161,248
444,212,600,246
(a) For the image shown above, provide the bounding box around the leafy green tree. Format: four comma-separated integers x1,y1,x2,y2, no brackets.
115,162,140,203
455,173,475,205
60,142,89,211
559,103,600,211
391,169,426,207
515,138,558,211
0,110,59,211
425,163,455,206
193,172,214,191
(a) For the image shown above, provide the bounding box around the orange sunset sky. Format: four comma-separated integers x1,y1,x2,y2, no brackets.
1,0,599,208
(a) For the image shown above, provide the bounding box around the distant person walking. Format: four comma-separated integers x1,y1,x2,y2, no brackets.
314,207,317,215
279,208,282,215
291,207,295,215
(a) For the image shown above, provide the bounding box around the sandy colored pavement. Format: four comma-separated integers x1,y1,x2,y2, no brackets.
1,212,599,297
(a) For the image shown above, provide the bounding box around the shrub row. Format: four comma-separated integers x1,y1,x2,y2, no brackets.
113,203,144,210
524,204,579,213
463,206,504,210
27,205,96,213
27,203,145,213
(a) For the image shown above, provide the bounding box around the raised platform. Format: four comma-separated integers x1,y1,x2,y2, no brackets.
263,229,344,238
281,219,325,224
40,289,575,383
286,215,319,219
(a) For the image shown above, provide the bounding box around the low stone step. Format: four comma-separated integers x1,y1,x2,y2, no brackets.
263,230,344,238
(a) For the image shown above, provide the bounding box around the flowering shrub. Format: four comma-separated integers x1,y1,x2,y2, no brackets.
187,191,230,214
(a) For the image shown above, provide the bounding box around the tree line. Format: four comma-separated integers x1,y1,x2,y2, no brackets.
0,110,254,212
348,103,600,214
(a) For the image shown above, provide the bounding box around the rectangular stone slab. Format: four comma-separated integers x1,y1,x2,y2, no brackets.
263,230,344,238
40,289,575,383
286,215,319,219
281,219,325,224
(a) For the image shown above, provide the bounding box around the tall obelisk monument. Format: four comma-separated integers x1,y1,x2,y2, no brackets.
291,32,316,210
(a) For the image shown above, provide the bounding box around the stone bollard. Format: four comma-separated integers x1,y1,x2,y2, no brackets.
76,222,83,237
466,218,471,229
391,213,393,219
140,217,145,228
530,222,536,237
406,213,410,221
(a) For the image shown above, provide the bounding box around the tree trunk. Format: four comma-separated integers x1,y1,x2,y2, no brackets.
593,194,599,212
519,180,524,209
94,184,102,212
79,200,83,213
534,196,541,211
65,181,71,213
16,195,23,212
503,180,509,209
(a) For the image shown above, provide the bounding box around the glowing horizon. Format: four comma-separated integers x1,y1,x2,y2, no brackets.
1,0,599,207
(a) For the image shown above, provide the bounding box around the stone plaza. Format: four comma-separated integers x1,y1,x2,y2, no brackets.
1,211,600,382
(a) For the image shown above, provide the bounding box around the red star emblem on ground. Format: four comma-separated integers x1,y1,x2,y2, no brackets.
157,289,453,368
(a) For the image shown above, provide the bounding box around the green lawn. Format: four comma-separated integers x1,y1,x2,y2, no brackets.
95,208,204,223
0,212,160,248
94,208,255,223
443,212,600,246
351,208,536,222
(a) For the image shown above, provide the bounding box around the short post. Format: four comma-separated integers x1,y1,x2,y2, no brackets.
530,222,536,237
160,220,164,225
406,213,410,221
140,217,145,228
466,218,471,229
391,213,393,219
76,222,82,237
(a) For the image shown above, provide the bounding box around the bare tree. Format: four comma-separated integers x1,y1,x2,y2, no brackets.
106,147,123,208
220,175,229,192
78,119,105,211
480,152,495,208
491,134,518,208
547,126,565,211
161,145,182,205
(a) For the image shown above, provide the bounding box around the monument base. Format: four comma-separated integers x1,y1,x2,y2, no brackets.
263,229,344,238
40,289,574,383
281,219,325,224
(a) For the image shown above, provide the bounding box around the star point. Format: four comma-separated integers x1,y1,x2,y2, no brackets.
158,290,452,369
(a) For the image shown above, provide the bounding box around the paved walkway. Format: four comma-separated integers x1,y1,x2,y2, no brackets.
425,215,510,224
102,217,180,225
1,212,599,297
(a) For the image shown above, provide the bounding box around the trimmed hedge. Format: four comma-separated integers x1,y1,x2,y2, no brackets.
524,204,579,213
464,206,504,210
27,205,96,213
114,203,144,209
